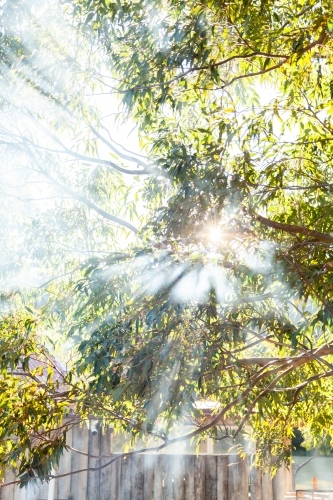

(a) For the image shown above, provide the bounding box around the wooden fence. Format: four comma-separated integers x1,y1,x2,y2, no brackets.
0,424,291,500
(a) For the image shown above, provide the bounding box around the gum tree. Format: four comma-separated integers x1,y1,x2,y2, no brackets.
2,0,333,486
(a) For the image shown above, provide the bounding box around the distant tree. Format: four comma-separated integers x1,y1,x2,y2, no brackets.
2,0,333,487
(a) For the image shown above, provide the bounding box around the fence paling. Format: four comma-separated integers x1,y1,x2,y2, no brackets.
58,427,72,500
87,425,100,500
1,422,291,500
100,429,112,500
205,455,217,500
2,454,290,500
98,454,260,500
217,456,228,500
70,424,88,500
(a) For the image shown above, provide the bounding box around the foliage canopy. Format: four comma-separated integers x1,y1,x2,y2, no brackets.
1,0,333,486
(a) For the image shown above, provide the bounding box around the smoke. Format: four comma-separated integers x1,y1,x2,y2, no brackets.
0,0,147,309
171,263,230,304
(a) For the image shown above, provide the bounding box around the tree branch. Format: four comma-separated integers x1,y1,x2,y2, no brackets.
24,146,140,234
237,344,333,368
40,168,139,235
254,213,333,244
26,114,149,175
213,31,328,91
109,30,327,95
88,124,146,167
